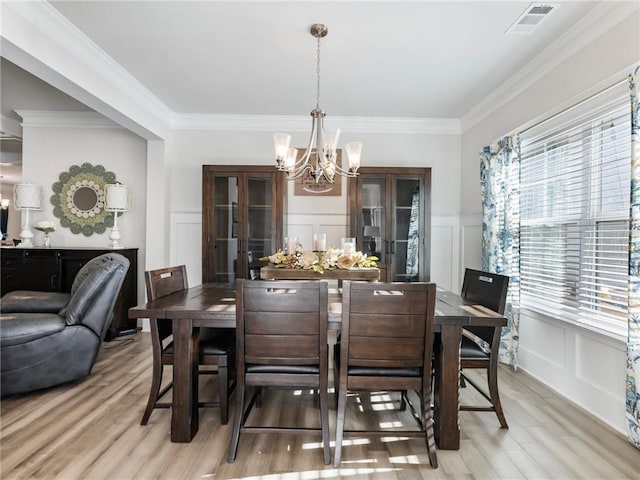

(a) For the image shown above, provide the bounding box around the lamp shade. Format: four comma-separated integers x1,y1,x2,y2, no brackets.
14,184,42,210
105,184,130,212
345,142,362,172
363,225,381,237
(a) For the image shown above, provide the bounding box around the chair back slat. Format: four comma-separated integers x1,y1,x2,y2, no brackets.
145,265,189,301
349,313,425,337
245,334,319,365
349,337,425,367
242,285,323,313
245,311,320,335
237,280,327,367
348,288,428,315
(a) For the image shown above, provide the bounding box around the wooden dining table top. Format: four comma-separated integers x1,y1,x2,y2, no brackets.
129,282,506,329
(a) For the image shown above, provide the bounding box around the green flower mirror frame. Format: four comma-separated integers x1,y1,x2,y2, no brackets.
51,163,120,236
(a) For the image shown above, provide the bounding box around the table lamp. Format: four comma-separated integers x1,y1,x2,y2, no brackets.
363,225,381,254
14,183,42,247
105,183,130,249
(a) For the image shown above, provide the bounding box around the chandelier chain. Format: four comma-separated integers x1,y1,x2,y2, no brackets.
316,34,321,109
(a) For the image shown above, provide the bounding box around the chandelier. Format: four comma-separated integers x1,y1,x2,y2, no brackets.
273,23,362,185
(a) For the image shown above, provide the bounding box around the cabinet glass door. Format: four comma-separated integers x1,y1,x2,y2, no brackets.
393,177,421,282
212,176,239,283
361,178,387,263
246,176,273,280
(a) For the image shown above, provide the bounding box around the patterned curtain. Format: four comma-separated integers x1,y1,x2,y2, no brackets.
406,190,420,280
480,136,521,367
627,68,640,448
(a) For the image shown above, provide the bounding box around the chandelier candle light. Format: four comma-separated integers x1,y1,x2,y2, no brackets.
14,183,42,248
105,183,129,249
273,23,362,186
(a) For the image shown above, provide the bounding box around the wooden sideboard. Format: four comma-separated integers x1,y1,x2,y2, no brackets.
1,247,138,341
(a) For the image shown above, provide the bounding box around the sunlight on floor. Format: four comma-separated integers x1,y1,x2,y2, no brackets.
389,454,421,464
302,438,371,450
224,467,400,480
378,421,404,428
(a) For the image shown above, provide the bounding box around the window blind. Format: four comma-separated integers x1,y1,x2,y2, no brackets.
519,81,631,338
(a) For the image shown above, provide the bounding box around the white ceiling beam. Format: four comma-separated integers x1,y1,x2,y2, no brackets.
1,1,172,140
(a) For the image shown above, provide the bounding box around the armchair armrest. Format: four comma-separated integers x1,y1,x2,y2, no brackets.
1,291,71,314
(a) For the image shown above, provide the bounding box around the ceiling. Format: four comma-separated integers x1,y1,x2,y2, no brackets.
37,0,609,120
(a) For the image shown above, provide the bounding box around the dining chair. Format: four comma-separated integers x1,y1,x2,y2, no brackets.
140,265,235,426
334,281,438,468
459,268,509,428
227,279,331,465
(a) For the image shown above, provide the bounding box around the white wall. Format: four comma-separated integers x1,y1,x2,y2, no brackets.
19,112,148,306
459,12,640,434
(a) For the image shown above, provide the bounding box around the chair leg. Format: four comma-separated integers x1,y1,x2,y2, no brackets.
399,390,407,411
421,388,438,468
255,386,263,408
141,362,164,425
227,384,245,463
333,383,347,467
319,385,331,465
218,362,229,425
487,366,508,429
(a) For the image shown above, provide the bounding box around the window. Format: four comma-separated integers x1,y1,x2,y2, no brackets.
519,83,631,338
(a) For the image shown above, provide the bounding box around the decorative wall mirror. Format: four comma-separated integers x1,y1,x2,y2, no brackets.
51,163,119,236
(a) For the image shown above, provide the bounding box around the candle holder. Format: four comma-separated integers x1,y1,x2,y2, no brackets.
313,233,327,252
341,237,356,256
284,236,299,255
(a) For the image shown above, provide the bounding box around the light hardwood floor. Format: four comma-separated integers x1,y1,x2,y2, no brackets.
1,333,639,480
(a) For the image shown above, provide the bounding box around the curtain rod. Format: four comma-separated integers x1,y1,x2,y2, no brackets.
517,76,629,137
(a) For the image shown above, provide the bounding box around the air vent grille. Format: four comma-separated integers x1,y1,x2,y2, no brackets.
506,3,558,35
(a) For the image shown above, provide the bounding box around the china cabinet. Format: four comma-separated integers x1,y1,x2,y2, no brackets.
202,166,285,283
348,167,431,282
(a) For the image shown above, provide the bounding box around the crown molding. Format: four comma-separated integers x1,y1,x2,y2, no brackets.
16,110,121,129
461,1,639,133
172,114,461,135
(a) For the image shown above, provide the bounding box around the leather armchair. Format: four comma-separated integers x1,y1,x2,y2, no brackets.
0,253,130,397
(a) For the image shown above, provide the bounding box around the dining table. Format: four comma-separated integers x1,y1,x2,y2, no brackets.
129,282,506,450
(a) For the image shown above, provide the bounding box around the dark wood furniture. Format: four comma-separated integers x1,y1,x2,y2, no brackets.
348,167,431,282
228,280,331,465
129,284,506,447
202,166,285,284
459,268,510,428
1,247,137,340
140,265,235,426
334,281,438,467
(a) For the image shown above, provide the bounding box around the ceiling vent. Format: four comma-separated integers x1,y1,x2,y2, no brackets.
506,3,558,34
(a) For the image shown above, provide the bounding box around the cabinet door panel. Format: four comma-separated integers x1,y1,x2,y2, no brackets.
203,166,284,284
349,167,430,283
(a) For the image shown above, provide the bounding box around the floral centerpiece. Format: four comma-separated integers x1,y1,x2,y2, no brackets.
260,246,378,274
34,221,56,247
